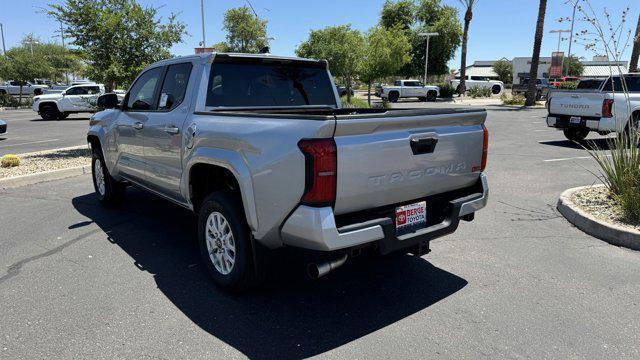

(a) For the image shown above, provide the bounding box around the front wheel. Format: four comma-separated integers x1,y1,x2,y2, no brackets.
40,104,60,120
491,85,501,95
388,92,399,103
563,128,589,142
91,149,125,205
198,191,255,291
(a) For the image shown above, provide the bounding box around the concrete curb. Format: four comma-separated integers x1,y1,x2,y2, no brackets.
0,165,91,190
557,185,640,251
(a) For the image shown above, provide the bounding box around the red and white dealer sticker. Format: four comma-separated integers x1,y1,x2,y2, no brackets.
395,201,427,231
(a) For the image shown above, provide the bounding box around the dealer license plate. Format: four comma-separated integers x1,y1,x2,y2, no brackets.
570,116,581,124
395,201,427,234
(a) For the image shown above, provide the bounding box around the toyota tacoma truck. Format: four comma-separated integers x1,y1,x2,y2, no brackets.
380,80,440,102
451,76,504,95
546,74,640,141
88,53,489,290
33,84,111,120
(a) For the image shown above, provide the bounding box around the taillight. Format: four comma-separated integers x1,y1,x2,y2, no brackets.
602,99,614,118
481,125,489,172
298,139,337,206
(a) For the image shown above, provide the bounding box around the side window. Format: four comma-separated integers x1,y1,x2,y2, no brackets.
394,80,402,86
626,77,640,92
66,87,88,95
87,86,101,95
127,67,164,111
158,63,193,111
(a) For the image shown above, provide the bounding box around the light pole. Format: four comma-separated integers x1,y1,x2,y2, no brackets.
565,0,578,60
0,23,6,56
418,32,439,85
200,0,206,47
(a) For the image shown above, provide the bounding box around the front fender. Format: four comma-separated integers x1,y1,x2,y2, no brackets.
184,147,259,233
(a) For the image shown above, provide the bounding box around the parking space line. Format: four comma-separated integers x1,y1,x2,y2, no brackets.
544,155,610,162
0,139,60,149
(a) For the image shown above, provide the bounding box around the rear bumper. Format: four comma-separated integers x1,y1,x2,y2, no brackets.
547,114,602,131
280,173,488,253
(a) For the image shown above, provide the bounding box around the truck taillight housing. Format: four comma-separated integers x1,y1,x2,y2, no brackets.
602,99,614,118
481,125,489,172
298,139,337,206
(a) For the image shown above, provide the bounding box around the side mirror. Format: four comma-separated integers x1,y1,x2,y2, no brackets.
97,93,120,110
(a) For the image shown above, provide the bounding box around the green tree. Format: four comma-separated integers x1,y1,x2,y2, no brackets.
358,26,411,105
457,0,479,95
380,0,415,30
381,0,462,79
222,6,268,53
526,0,547,106
563,56,584,77
492,59,513,84
211,41,231,53
49,0,186,91
296,25,364,103
0,47,52,104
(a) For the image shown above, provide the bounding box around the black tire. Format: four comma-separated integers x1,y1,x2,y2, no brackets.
563,128,589,142
0,89,6,95
91,148,125,205
426,91,437,102
40,104,60,120
388,91,399,103
418,97,427,102
198,191,255,291
491,85,501,95
59,112,69,120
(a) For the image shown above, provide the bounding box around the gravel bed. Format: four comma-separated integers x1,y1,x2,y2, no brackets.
571,186,640,231
0,147,91,179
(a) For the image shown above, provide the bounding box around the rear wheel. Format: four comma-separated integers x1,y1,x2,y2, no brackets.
388,92,399,103
491,85,501,95
563,128,589,142
91,148,125,205
418,97,427,102
58,112,69,120
40,104,60,120
426,91,437,102
198,191,255,291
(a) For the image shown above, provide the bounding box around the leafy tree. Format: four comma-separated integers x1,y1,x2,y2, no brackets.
358,25,411,105
381,0,462,79
492,59,513,84
49,0,186,91
457,0,479,95
222,6,268,53
296,25,364,102
526,0,547,106
0,47,52,103
211,41,231,53
563,56,584,77
381,0,415,30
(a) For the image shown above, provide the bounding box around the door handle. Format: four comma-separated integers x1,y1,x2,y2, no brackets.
164,125,180,135
132,122,144,130
410,137,438,155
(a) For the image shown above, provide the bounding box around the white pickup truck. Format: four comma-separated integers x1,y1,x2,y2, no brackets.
380,80,439,102
0,81,48,96
546,74,640,141
451,76,504,95
32,84,108,120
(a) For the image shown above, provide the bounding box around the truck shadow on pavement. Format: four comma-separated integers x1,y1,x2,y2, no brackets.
72,189,467,359
538,138,612,150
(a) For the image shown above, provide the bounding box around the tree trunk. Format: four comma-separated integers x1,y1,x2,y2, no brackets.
630,14,640,72
459,8,472,96
526,0,547,106
367,82,371,107
346,75,352,104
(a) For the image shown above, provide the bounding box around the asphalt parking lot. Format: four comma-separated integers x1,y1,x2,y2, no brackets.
0,109,89,154
1,104,639,359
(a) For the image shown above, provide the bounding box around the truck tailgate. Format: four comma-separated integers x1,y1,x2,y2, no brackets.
332,109,486,215
549,91,606,117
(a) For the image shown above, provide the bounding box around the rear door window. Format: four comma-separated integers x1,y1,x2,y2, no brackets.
206,59,337,107
158,62,192,111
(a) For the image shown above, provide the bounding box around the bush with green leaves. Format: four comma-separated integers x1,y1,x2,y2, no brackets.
341,96,370,108
0,94,20,107
467,86,492,98
436,83,456,98
500,93,525,105
558,81,578,90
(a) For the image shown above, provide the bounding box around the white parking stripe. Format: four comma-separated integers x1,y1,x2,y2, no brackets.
0,139,60,149
544,155,611,162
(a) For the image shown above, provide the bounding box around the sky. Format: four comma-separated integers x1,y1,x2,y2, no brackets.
0,0,637,70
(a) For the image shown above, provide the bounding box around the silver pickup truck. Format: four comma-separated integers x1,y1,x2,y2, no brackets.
88,53,489,290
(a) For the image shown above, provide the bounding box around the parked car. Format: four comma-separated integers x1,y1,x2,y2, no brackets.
0,119,6,138
450,76,504,95
380,80,439,102
33,84,113,120
546,74,640,141
0,81,48,96
512,78,553,100
336,85,354,97
88,53,489,290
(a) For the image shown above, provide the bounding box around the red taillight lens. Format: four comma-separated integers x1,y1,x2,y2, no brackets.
481,125,489,172
298,139,337,206
602,99,614,118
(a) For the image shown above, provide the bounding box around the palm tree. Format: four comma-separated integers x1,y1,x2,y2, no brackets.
457,0,478,96
630,14,640,72
525,0,547,106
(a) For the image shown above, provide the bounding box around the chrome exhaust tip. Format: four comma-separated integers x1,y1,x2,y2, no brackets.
307,253,348,279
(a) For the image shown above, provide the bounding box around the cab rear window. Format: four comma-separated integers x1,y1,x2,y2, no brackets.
206,59,337,108
602,76,640,92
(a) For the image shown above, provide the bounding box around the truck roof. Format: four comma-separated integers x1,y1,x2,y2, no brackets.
146,52,328,69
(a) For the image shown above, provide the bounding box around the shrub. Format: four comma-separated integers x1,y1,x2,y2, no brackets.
467,86,492,98
0,93,20,107
341,96,370,108
1,154,21,168
500,93,525,105
436,83,456,98
558,81,578,90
